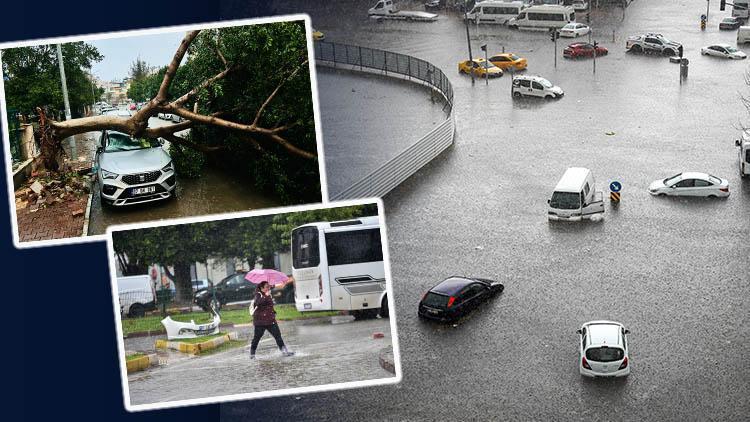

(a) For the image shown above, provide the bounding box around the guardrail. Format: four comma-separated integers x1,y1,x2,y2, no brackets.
314,41,456,200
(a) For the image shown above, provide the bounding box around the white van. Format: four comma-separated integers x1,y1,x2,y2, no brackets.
736,132,750,178
737,26,750,44
508,4,575,30
467,1,526,24
733,0,749,19
511,75,564,99
117,275,157,317
547,167,604,221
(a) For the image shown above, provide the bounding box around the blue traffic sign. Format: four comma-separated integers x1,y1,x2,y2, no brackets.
609,181,622,192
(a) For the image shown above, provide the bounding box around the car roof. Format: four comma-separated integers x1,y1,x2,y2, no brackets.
554,167,591,192
431,277,480,295
584,321,623,347
513,74,548,82
569,43,591,47
710,43,732,48
680,171,710,180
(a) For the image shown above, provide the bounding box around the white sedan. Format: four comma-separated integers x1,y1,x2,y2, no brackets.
649,172,730,197
560,23,591,38
700,44,747,59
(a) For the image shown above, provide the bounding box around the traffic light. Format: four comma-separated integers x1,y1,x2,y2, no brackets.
720,0,726,11
701,14,707,30
550,30,558,42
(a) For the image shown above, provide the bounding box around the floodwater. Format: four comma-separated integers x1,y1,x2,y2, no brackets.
221,0,750,421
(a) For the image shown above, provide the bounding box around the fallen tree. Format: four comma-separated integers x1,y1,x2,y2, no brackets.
35,23,316,176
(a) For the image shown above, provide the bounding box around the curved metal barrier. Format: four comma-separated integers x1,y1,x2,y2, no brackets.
314,41,455,200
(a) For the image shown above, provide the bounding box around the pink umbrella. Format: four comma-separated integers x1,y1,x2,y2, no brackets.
244,269,289,286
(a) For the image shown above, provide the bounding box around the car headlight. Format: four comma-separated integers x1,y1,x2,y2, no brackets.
161,161,173,173
101,169,118,180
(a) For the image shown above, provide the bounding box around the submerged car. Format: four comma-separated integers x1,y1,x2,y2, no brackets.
719,16,741,30
511,75,564,99
701,44,747,59
95,130,176,206
418,276,504,322
488,53,528,71
458,59,504,78
563,42,608,59
648,172,730,198
578,321,630,377
560,22,591,38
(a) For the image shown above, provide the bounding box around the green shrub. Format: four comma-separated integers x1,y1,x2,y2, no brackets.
169,139,205,178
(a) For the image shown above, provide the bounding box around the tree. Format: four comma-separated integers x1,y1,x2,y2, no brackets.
126,57,154,102
2,42,103,118
111,205,378,303
13,21,319,193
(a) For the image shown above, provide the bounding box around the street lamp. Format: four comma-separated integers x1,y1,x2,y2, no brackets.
464,0,475,85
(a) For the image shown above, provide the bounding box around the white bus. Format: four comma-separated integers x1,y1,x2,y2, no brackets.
291,216,388,320
733,0,749,19
466,1,526,24
508,5,575,29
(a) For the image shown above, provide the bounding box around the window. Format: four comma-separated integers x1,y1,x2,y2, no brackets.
532,81,543,90
621,328,627,351
745,150,750,163
422,292,450,308
674,179,695,188
325,228,383,266
519,79,531,88
586,347,625,362
581,327,587,349
694,179,711,187
292,227,320,268
583,182,590,197
645,38,661,45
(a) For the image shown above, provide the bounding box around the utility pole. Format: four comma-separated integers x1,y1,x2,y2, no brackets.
56,44,76,161
706,0,710,20
554,29,558,69
481,44,488,86
464,1,475,85
593,41,597,74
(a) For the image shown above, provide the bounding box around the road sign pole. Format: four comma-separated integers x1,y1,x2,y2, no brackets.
464,1,475,85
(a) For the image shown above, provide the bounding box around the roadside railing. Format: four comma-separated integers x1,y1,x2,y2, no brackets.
314,41,456,200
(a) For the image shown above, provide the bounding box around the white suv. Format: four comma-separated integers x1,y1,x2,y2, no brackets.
577,320,631,377
511,75,564,99
95,130,176,206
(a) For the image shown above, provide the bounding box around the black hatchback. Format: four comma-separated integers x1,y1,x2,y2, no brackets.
418,276,504,322
720,17,741,30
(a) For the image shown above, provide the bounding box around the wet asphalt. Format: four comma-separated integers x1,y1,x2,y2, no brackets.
218,1,750,420
127,317,393,406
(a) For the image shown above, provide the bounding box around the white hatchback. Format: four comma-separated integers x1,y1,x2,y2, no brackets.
577,321,630,377
648,172,730,198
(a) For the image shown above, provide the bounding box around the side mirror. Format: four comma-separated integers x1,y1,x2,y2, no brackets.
158,138,165,146
96,146,103,154
670,185,676,189
736,139,742,147
547,199,551,204
624,329,630,334
576,329,582,334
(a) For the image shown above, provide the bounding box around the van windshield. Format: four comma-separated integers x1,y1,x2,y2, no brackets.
550,191,581,209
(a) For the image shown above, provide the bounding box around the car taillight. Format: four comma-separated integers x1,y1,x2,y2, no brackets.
618,356,629,370
582,357,591,370
720,187,729,192
447,296,456,308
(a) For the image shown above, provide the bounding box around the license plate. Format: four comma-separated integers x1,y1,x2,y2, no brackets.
132,186,156,195
428,309,438,314
304,303,312,310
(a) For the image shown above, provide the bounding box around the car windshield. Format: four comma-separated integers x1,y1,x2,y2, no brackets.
725,46,739,53
105,133,160,152
663,173,682,185
550,191,580,209
586,346,624,362
539,79,553,88
422,292,450,308
564,24,575,29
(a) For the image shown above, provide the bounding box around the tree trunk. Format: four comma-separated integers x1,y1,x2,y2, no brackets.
173,262,193,304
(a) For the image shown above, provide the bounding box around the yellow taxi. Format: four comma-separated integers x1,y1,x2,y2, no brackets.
312,29,325,41
488,53,528,71
458,58,504,78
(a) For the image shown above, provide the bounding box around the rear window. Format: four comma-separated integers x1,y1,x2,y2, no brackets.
422,292,450,308
586,347,624,362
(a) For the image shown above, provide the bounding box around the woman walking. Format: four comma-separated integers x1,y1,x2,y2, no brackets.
250,281,294,359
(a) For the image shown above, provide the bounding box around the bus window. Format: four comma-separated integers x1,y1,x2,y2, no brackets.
325,228,383,266
292,227,320,268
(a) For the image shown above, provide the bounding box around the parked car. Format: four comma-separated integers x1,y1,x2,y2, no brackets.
418,276,504,322
719,16,741,30
458,58,504,78
626,33,682,56
117,275,156,318
560,22,591,37
578,321,630,377
194,272,255,312
648,172,730,198
511,75,563,99
488,53,528,71
128,103,137,110
548,167,604,221
95,130,176,206
563,42,608,59
103,108,132,118
170,113,183,123
271,278,295,304
192,278,211,292
701,44,747,59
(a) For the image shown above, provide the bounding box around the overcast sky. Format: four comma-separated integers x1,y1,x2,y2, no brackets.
89,32,185,81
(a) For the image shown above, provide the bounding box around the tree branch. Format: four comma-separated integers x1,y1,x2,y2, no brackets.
162,133,226,153
252,59,309,127
171,64,235,107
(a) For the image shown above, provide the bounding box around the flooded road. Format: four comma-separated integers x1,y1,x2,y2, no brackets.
126,317,393,406
86,116,281,235
222,0,750,421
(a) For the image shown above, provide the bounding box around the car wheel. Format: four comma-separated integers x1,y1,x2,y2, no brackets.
658,193,667,197
129,304,145,318
379,296,389,318
513,91,522,98
631,45,642,53
209,297,222,313
707,194,717,199
663,48,675,56
545,94,554,100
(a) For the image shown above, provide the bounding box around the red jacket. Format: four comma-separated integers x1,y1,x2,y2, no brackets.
253,291,277,326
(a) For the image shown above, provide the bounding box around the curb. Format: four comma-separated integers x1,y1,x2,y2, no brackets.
124,322,235,339
81,191,93,237
126,353,158,374
155,332,238,355
378,346,395,375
